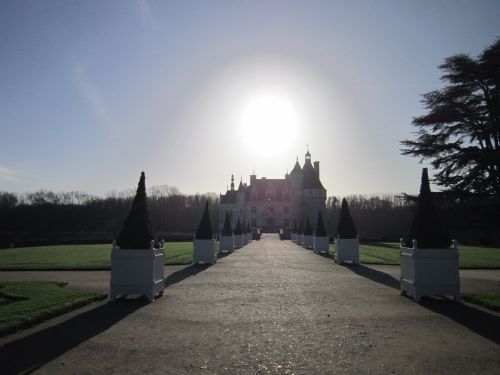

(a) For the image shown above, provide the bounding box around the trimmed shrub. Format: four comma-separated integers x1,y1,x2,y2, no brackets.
407,168,449,248
234,218,243,235
337,198,357,239
221,212,232,235
316,211,327,237
195,201,213,239
304,216,313,236
116,172,154,249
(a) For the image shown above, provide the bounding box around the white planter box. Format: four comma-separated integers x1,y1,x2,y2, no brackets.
297,234,304,246
303,234,313,249
234,234,244,249
313,236,329,253
193,239,217,264
400,240,460,302
110,241,165,302
334,238,359,264
219,235,234,253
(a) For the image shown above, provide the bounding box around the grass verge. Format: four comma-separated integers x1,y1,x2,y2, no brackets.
0,242,194,270
328,242,500,268
0,281,106,337
463,293,500,313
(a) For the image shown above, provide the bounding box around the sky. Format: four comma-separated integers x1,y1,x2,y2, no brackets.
1,0,500,198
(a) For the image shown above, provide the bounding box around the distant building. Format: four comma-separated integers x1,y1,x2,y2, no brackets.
219,149,326,232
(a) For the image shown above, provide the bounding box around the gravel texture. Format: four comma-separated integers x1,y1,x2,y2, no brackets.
1,234,499,374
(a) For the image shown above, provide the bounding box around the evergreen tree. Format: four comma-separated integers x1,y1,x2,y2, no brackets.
234,218,243,235
401,39,500,198
304,216,313,236
292,221,297,234
221,211,232,236
408,168,449,248
337,198,357,239
116,171,154,249
315,211,327,237
195,201,213,239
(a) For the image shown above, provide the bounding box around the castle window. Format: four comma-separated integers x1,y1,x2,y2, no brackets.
267,207,273,215
284,206,289,214
251,206,256,213
284,218,289,227
267,193,273,201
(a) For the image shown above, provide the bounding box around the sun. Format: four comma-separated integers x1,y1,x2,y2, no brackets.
239,95,299,156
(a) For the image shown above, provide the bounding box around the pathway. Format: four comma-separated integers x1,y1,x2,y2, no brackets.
1,234,500,374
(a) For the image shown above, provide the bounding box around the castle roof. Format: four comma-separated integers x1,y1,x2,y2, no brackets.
290,158,302,175
302,160,324,190
220,190,237,204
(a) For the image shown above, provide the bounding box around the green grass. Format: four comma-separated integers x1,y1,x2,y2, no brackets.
328,242,500,268
0,242,194,270
0,281,106,336
463,293,500,312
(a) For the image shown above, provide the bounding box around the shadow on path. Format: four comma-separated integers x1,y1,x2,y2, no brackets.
421,297,500,345
0,298,147,375
164,263,211,288
345,263,401,290
345,264,500,345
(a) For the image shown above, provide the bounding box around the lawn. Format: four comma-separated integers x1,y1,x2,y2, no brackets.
0,281,106,336
0,242,194,270
463,293,500,312
328,242,500,268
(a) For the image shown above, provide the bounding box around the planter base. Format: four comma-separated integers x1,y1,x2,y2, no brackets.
400,243,460,302
110,246,165,302
313,236,329,253
334,238,359,264
303,235,313,249
219,235,234,253
193,239,217,264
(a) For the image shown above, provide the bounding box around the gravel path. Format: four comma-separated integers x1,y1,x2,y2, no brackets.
1,234,499,374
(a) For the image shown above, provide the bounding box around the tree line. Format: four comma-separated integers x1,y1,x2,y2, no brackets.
1,188,497,247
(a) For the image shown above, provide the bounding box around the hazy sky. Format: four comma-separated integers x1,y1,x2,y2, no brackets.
1,0,499,197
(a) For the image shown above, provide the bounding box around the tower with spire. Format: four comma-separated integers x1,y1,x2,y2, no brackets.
219,148,326,233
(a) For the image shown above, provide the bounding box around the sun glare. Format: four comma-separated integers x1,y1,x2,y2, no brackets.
239,95,299,156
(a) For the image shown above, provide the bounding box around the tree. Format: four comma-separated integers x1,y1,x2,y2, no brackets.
195,201,213,239
304,216,313,236
401,39,500,198
315,211,327,237
234,218,243,235
221,211,233,235
407,168,449,248
337,198,357,239
116,172,154,249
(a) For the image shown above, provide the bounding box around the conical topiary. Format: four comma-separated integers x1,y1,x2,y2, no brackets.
116,171,154,249
407,168,449,249
298,219,304,235
316,211,327,237
247,221,251,234
242,220,247,234
337,198,357,239
195,201,213,239
234,218,243,235
304,216,313,236
292,221,297,234
221,212,232,236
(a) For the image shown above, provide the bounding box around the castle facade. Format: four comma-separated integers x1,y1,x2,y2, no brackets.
219,149,326,232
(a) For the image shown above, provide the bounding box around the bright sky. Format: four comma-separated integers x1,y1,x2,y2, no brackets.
1,1,499,197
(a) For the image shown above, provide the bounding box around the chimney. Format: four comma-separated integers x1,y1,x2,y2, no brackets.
314,161,320,177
